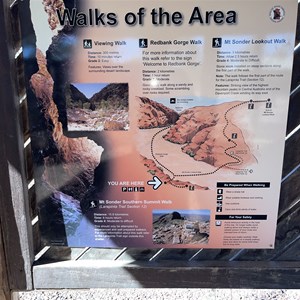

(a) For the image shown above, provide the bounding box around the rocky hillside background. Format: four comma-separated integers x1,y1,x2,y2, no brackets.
67,83,129,110
90,83,128,109
137,97,179,129
153,211,210,245
66,84,88,108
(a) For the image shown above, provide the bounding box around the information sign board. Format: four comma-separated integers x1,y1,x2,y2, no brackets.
21,0,297,248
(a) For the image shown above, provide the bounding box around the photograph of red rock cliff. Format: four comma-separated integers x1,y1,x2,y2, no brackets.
20,0,110,245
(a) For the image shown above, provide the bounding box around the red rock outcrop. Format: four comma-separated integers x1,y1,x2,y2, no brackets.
163,103,256,168
163,107,219,144
30,50,102,200
137,97,179,129
42,0,65,30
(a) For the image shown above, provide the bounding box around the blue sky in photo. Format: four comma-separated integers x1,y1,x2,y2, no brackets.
72,83,109,98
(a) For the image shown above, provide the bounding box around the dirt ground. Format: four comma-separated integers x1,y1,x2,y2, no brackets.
14,289,300,300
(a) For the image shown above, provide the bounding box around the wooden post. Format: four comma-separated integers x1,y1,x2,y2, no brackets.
0,224,10,300
0,0,34,292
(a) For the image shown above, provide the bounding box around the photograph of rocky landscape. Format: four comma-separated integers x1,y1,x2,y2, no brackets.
66,82,129,131
152,210,210,245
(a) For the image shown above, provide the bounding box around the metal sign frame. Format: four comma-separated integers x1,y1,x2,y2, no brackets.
0,0,299,296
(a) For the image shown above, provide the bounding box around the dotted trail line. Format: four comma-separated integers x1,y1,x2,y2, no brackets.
150,99,268,186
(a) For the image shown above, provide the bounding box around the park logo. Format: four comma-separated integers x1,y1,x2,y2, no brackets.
269,6,285,23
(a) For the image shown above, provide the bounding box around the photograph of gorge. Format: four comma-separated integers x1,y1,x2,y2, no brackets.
66,82,129,131
152,210,210,245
